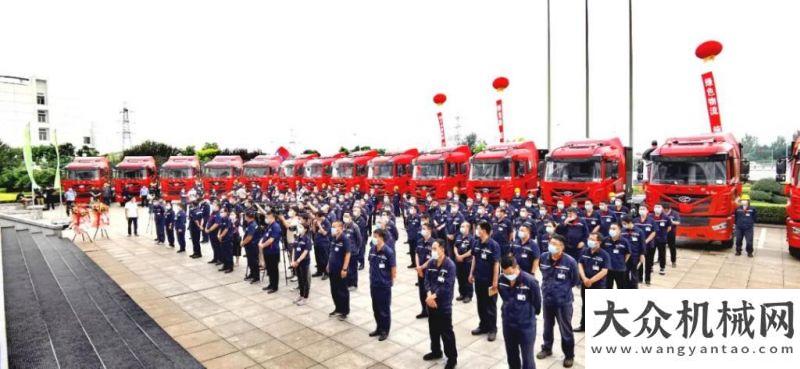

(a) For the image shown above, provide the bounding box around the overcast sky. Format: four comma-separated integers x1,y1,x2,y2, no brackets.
2,0,798,155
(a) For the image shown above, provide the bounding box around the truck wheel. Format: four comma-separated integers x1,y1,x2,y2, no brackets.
790,248,800,259
720,239,733,248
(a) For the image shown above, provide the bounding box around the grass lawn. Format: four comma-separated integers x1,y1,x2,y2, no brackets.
0,188,28,203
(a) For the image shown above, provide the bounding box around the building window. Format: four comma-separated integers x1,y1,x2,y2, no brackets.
83,136,92,145
37,110,48,123
38,128,49,141
37,93,46,105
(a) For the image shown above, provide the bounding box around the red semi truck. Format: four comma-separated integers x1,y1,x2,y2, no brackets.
541,137,632,207
61,157,112,203
159,156,201,201
202,155,243,194
302,153,346,191
279,153,320,191
331,150,379,193
466,141,545,203
241,154,285,190
777,136,800,258
113,156,157,205
366,148,419,196
410,145,472,202
641,132,748,247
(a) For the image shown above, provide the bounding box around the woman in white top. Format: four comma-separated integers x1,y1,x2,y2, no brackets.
125,197,139,236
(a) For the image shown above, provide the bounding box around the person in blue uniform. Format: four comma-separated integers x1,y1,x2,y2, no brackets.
241,212,262,283
415,223,435,318
291,223,312,305
620,215,645,289
175,204,187,253
469,221,501,341
259,211,282,293
189,201,204,258
153,200,166,244
611,198,629,222
536,234,580,368
596,202,616,237
354,207,369,270
555,208,588,260
205,203,222,264
634,206,657,285
343,212,362,290
492,207,514,255
368,228,396,341
200,199,211,243
734,198,757,257
327,221,352,320
445,205,464,256
452,221,474,303
165,203,175,247
510,224,540,276
217,207,234,273
574,232,610,333
406,206,422,268
510,188,525,216
664,203,681,267
651,204,672,275
422,239,457,369
602,222,630,289
537,220,557,255
313,211,331,280
580,201,601,234
498,255,542,369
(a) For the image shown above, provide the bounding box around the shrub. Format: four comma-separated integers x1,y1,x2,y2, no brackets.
772,195,788,204
751,203,786,225
752,179,784,197
749,189,773,202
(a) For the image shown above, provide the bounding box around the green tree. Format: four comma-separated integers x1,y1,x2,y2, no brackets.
123,140,182,165
182,145,196,156
302,149,320,156
460,132,487,154
76,145,100,157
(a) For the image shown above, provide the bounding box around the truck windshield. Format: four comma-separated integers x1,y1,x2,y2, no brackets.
281,163,295,177
333,163,354,178
470,159,510,180
243,167,268,177
203,167,233,178
115,169,146,179
369,164,394,179
650,158,727,185
160,168,194,179
413,162,444,180
67,169,100,180
545,160,601,182
305,164,326,178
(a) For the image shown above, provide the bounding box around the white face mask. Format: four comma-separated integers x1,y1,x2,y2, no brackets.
640,209,648,216
430,250,440,260
503,272,518,281
557,203,565,210
588,240,599,249
585,204,593,211
330,227,337,235
599,205,607,211
421,229,430,238
609,229,619,238
518,230,528,239
546,226,555,234
615,200,622,207
654,207,663,215
461,227,469,235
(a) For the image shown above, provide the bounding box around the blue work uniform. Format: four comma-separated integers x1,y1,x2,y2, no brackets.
734,206,757,254
207,211,221,262
597,211,617,237
261,221,282,290
492,216,514,255
577,247,611,329
243,221,262,280
453,232,475,299
200,202,211,242
634,215,657,284
153,203,166,243
314,219,332,275
424,257,457,361
539,252,580,360
556,219,589,260
601,236,631,289
472,237,501,334
293,233,313,298
175,209,187,251
511,237,541,275
164,207,175,246
499,271,542,369
621,226,646,288
189,207,204,256
328,233,352,315
218,216,234,269
369,243,396,334
416,236,434,314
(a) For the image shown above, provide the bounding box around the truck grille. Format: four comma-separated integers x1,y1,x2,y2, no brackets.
665,194,710,213
679,216,710,227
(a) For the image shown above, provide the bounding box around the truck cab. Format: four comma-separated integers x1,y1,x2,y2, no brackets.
279,153,320,191
241,154,285,190
159,156,201,201
302,153,346,191
331,150,379,193
776,137,800,258
466,141,544,203
113,156,157,205
410,145,472,202
367,148,419,196
541,138,631,207
642,133,747,247
202,155,244,195
61,157,111,203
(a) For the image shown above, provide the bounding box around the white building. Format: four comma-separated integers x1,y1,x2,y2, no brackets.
0,75,93,148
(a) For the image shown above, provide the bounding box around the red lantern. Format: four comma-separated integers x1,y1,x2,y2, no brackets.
492,77,509,92
695,40,723,61
433,93,447,106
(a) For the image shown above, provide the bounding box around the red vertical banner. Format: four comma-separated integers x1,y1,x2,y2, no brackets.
701,71,722,133
496,99,505,143
437,112,447,147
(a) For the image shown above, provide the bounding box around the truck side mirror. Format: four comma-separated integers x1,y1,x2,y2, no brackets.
776,158,787,183
610,162,619,179
635,161,644,181
740,159,750,182
538,160,546,179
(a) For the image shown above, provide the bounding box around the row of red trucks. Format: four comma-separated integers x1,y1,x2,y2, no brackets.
62,132,800,258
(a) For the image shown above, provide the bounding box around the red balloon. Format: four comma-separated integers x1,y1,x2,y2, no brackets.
433,93,447,105
493,76,509,91
695,40,723,60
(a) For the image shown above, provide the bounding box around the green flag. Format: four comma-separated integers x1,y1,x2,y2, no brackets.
23,122,39,190
52,128,61,190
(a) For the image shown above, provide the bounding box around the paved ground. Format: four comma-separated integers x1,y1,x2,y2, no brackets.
47,207,800,369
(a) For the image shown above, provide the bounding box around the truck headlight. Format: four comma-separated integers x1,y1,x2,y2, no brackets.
711,222,728,231
792,227,800,235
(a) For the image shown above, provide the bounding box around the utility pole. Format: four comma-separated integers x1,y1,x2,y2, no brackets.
454,115,462,144
121,105,132,152
585,0,590,138
546,0,552,149
629,0,634,149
